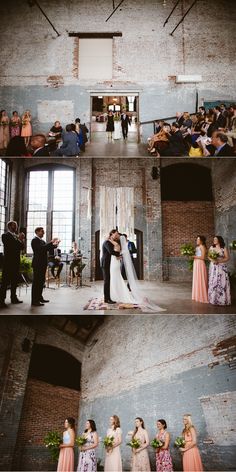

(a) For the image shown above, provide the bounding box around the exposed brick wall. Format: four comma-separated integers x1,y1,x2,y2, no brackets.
13,378,80,471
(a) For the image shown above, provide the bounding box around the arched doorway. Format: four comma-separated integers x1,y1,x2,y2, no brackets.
13,344,81,471
95,229,143,280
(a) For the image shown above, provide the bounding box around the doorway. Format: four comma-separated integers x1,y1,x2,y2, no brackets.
90,93,139,143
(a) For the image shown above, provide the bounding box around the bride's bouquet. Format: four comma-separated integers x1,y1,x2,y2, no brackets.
126,438,141,449
174,437,185,448
150,438,164,449
75,435,87,447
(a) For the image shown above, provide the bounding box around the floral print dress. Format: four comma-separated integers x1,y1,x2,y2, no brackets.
156,431,173,472
77,432,97,472
208,247,231,305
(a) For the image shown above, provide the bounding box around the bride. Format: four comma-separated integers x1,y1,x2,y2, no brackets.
113,113,121,140
109,234,165,312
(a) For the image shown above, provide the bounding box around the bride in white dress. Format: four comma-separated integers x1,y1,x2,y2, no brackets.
109,235,165,312
113,114,121,140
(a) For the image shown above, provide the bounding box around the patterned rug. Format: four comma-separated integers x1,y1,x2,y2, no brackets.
84,298,140,311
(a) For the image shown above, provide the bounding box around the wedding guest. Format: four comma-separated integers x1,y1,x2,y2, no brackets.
77,419,98,472
6,136,29,156
10,111,21,138
0,110,10,150
179,414,203,472
49,121,63,141
75,118,88,151
159,122,185,156
55,124,80,156
106,111,114,141
176,112,184,127
104,415,122,472
208,236,231,305
121,111,131,140
192,236,208,304
30,134,50,156
131,417,151,472
21,110,32,146
155,419,173,472
226,105,236,147
57,417,75,472
210,132,234,156
212,106,227,130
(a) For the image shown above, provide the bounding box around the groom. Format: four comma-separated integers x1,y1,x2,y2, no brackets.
101,229,120,304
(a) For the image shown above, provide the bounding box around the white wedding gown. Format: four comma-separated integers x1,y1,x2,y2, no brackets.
113,121,121,139
110,255,136,303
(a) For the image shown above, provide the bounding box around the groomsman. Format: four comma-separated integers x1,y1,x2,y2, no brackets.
31,227,59,306
0,221,25,308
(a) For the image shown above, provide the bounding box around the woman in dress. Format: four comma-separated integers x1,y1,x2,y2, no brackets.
131,417,151,472
57,417,75,472
10,111,21,138
192,235,208,303
21,110,32,146
104,415,122,472
113,112,121,140
0,110,10,150
208,235,231,305
106,111,114,140
179,414,203,472
155,419,173,472
77,419,98,472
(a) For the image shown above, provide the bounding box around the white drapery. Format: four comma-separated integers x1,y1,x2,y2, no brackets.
100,186,134,248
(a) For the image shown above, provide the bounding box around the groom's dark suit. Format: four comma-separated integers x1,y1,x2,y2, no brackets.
31,236,55,305
101,240,120,302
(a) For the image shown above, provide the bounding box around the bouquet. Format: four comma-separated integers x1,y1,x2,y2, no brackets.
43,431,62,462
22,120,28,126
126,438,141,449
75,435,87,447
230,240,236,250
103,436,114,449
174,437,186,448
180,243,195,257
150,438,164,449
208,249,218,260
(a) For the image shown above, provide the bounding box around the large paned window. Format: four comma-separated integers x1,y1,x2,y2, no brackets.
0,160,9,250
26,168,74,254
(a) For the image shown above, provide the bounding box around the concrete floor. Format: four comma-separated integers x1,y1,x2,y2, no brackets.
1,281,235,315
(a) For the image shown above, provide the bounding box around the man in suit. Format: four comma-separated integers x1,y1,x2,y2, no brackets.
101,229,120,304
0,221,25,308
121,234,137,291
31,134,50,156
213,106,227,130
48,246,64,278
31,227,59,306
160,122,186,156
121,112,131,139
211,132,234,156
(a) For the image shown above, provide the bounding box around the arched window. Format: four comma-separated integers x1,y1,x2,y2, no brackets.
25,165,75,253
161,163,213,201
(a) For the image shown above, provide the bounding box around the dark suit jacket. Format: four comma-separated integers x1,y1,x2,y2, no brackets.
121,114,131,127
31,237,55,271
215,143,234,156
162,130,185,156
33,146,50,156
59,131,79,156
48,247,62,262
101,240,120,269
127,241,137,258
2,232,24,268
214,113,227,129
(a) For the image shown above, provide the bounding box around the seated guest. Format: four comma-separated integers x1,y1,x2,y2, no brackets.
5,136,29,156
212,106,227,130
55,124,80,156
148,123,170,154
30,134,50,156
49,121,63,141
198,106,206,117
48,247,63,278
75,118,88,152
181,112,192,136
226,105,236,147
154,120,165,134
202,131,234,156
158,122,186,156
176,112,184,127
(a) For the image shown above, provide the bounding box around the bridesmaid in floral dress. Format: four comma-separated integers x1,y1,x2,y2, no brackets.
131,417,151,472
179,414,203,472
57,417,75,472
192,236,208,303
155,419,173,472
21,110,32,146
77,419,98,472
0,110,10,150
104,415,122,472
10,111,21,138
208,236,231,305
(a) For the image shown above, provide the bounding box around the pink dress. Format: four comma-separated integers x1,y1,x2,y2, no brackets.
192,247,208,303
21,117,32,137
156,431,173,472
104,427,122,472
10,117,21,137
57,431,74,472
183,431,203,472
131,430,151,472
0,118,10,148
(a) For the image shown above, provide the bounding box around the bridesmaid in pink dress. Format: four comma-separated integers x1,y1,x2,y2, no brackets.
192,236,208,303
21,110,32,146
180,414,204,472
57,417,75,472
131,417,151,472
155,419,173,472
0,110,10,150
104,415,122,472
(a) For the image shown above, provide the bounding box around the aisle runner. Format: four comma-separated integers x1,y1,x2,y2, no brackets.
84,298,140,310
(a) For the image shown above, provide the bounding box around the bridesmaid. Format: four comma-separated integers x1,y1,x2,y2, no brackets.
77,419,98,472
57,417,75,472
192,235,208,303
104,415,122,472
10,111,21,138
208,235,231,305
155,419,173,472
0,110,10,150
131,417,151,472
106,110,114,140
21,110,32,146
180,414,203,472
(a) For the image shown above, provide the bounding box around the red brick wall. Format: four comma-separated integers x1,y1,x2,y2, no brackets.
13,378,80,470
162,201,215,257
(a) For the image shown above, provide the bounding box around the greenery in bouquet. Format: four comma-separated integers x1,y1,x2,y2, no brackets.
22,120,28,126
75,435,87,447
180,243,195,271
114,115,120,121
174,436,186,448
208,249,218,260
103,436,114,448
150,438,164,449
0,121,9,126
230,240,236,250
126,438,141,449
43,431,62,462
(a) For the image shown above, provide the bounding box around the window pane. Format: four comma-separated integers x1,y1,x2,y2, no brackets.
53,170,74,211
28,171,48,211
52,211,73,253
0,160,7,251
79,38,112,79
26,211,47,253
